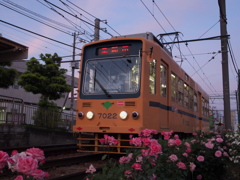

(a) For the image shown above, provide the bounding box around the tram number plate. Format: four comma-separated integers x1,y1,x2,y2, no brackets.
98,113,117,119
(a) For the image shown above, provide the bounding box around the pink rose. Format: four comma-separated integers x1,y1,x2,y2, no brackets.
31,169,50,180
119,155,132,164
130,137,142,147
175,139,182,146
168,139,175,147
169,154,178,162
14,175,24,180
141,149,150,157
216,138,223,143
25,148,45,163
215,150,222,157
223,152,229,157
142,138,151,146
124,170,132,178
197,156,204,162
174,134,179,139
205,141,214,149
149,143,162,156
99,138,105,144
11,150,18,156
136,156,143,163
186,148,192,153
176,162,186,169
17,156,38,175
132,163,142,170
189,162,196,172
164,135,170,140
184,142,191,148
0,150,9,170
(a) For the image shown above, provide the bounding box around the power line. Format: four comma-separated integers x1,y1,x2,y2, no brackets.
1,0,75,34
147,0,223,98
0,19,81,50
65,0,121,36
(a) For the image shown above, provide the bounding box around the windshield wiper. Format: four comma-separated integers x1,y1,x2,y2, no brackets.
95,78,111,97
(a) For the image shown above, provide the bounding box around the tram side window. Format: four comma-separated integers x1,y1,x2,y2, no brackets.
202,98,208,116
171,73,177,102
149,60,156,94
184,83,189,108
206,100,209,116
189,88,194,110
194,92,198,112
178,79,183,106
160,64,167,97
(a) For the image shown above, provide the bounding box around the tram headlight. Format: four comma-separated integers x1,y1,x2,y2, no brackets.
132,111,139,119
120,111,128,120
78,112,84,119
86,111,94,119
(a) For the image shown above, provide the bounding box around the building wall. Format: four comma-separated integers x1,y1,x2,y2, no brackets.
0,124,77,148
1,61,78,109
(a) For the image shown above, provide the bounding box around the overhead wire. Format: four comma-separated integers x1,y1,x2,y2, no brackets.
1,0,74,34
0,19,81,50
43,0,114,37
0,23,72,54
65,0,121,36
148,0,222,97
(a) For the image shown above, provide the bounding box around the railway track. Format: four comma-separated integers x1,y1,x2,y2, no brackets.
0,144,120,180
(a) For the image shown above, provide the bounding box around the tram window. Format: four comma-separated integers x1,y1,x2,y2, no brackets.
202,98,206,116
171,73,177,102
194,92,198,112
206,100,209,116
149,60,156,94
160,64,167,97
178,79,183,106
189,88,194,110
184,83,189,108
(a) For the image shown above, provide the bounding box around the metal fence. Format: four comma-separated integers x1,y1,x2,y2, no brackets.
0,95,76,131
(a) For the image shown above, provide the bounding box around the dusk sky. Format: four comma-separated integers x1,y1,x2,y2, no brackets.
0,0,239,116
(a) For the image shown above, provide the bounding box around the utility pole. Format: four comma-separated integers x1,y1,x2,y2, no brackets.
219,0,232,130
70,32,76,112
237,69,240,124
94,18,100,41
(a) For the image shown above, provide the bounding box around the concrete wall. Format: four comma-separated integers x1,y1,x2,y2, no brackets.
0,124,77,148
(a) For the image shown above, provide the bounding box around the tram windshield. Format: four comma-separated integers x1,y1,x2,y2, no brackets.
82,56,141,96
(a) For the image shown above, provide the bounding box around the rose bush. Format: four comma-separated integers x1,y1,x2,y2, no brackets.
0,147,49,180
85,127,240,180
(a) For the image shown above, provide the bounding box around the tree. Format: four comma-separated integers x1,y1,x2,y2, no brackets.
0,61,18,89
18,53,71,107
18,53,71,128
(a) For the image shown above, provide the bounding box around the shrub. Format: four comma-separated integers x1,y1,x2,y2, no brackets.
85,127,240,180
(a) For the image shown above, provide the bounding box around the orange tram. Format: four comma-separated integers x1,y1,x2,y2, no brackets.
73,32,209,154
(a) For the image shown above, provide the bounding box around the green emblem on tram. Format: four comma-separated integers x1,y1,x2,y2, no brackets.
102,101,113,110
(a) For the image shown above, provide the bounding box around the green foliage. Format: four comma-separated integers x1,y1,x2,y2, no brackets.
32,98,61,129
18,53,71,102
0,61,18,89
85,128,240,180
